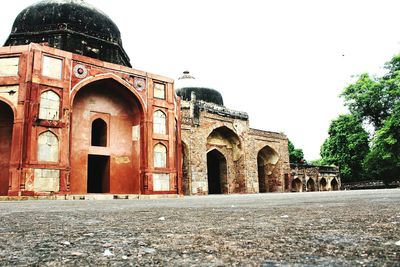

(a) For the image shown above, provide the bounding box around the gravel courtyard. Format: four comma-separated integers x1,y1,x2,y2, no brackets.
0,189,399,266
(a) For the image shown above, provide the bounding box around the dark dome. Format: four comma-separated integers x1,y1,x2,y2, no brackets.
176,87,224,106
4,0,131,67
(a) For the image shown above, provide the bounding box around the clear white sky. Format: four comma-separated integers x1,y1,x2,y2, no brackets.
1,0,400,160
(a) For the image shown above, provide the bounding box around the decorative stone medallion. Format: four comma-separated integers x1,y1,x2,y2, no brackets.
73,64,88,79
133,77,146,91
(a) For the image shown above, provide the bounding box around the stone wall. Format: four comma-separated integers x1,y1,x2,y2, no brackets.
290,164,341,192
181,99,290,195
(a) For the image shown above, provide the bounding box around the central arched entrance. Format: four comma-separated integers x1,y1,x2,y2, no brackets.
206,126,242,194
70,77,143,194
0,100,13,196
207,149,227,194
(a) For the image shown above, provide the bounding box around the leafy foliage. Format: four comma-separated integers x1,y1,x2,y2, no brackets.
322,54,400,184
364,103,400,184
288,140,304,164
321,114,369,182
341,56,400,129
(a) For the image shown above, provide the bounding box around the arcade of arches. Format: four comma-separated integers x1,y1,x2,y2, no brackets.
290,164,341,192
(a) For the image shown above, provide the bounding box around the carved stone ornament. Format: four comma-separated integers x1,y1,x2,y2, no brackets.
73,64,88,79
133,77,146,91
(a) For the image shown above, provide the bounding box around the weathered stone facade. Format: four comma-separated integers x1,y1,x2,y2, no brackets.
290,164,341,192
179,84,290,195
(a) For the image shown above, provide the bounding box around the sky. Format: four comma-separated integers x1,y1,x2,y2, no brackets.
1,0,400,160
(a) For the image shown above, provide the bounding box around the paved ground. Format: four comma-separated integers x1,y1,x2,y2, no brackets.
0,189,399,266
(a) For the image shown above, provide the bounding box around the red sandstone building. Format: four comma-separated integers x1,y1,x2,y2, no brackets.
0,0,182,197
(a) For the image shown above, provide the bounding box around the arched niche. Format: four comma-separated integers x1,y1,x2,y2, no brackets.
331,178,339,191
257,145,280,193
306,178,316,192
320,178,327,191
291,178,303,192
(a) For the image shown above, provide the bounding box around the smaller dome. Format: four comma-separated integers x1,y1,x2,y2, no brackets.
175,71,224,106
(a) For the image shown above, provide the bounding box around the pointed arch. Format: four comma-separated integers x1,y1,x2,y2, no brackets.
207,126,241,149
70,73,146,114
320,178,327,191
291,178,303,192
331,178,339,191
306,178,316,192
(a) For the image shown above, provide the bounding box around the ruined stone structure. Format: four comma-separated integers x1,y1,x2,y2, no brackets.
176,72,290,195
290,164,340,192
0,0,182,196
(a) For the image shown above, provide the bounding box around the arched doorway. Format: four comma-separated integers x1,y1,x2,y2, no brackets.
70,78,143,194
0,101,13,196
331,178,339,191
291,178,302,192
257,146,279,193
320,178,327,191
207,126,242,193
207,149,227,194
307,178,316,191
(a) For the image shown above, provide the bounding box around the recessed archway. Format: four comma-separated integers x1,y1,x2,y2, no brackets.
0,100,13,196
257,145,279,193
206,126,242,193
70,78,144,194
331,178,339,191
291,178,303,192
320,178,327,191
307,178,316,192
207,149,227,194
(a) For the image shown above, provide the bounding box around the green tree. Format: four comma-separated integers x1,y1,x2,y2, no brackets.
288,140,304,164
321,114,369,182
341,56,400,129
364,103,400,184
